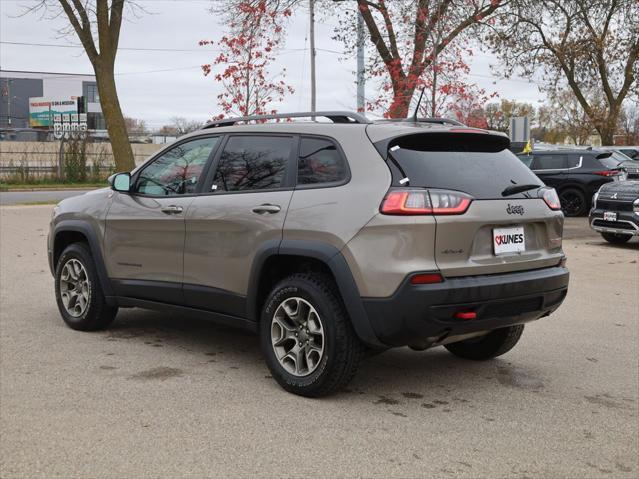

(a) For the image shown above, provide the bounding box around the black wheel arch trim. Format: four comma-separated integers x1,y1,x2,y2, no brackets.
52,220,115,302
246,238,385,348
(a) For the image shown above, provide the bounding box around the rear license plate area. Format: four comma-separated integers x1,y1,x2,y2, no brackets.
493,226,525,255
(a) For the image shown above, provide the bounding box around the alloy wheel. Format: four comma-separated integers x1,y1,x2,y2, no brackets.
559,191,584,216
271,297,325,377
59,258,90,317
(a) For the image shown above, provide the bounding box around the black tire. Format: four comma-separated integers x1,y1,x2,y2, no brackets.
260,272,365,397
444,325,524,360
601,232,632,244
54,242,118,331
559,188,587,216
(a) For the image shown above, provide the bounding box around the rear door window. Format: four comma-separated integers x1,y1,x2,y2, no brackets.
531,154,568,170
211,135,293,192
384,133,543,200
297,137,348,186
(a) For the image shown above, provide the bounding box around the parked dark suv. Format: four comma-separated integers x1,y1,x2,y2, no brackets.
590,180,639,244
49,112,570,397
517,149,624,216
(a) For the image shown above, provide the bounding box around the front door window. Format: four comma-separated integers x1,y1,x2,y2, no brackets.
137,137,219,196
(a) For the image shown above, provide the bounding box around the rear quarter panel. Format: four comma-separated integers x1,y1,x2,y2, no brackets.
282,128,391,250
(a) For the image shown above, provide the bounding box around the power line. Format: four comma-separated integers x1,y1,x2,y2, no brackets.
116,65,203,76
0,40,220,53
0,40,343,55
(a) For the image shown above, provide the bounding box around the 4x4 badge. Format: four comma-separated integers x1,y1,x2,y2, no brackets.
507,204,525,215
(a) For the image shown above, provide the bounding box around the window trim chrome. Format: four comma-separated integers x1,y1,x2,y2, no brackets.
532,155,583,174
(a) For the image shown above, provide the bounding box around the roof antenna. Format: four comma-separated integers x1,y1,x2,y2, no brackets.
410,87,426,122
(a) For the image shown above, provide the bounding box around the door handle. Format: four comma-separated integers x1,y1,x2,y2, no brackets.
251,204,281,215
161,205,184,215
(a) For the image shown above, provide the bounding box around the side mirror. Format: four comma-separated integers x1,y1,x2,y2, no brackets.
108,172,131,192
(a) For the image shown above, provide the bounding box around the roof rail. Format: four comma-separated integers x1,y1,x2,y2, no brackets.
202,111,371,129
406,117,465,126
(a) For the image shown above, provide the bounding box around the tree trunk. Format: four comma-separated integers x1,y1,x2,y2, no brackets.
95,61,135,172
598,127,615,146
388,82,414,118
597,113,618,146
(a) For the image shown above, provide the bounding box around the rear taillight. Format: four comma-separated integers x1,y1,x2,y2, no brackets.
541,188,561,211
593,170,621,177
380,188,473,215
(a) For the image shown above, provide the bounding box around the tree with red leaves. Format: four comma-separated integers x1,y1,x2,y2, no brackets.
213,0,504,119
446,84,494,128
352,0,504,118
201,1,294,119
362,33,497,120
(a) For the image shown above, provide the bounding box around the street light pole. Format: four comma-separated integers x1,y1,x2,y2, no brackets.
309,0,316,114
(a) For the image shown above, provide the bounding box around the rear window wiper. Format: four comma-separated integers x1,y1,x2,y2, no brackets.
501,184,541,197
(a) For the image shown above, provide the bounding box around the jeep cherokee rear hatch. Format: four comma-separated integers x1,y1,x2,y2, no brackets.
370,127,564,277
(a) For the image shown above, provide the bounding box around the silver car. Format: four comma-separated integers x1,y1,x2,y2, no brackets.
48,111,569,397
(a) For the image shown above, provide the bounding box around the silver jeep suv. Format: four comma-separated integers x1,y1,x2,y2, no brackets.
48,111,569,397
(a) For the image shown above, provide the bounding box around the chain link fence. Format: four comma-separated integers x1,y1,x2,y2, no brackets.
0,140,162,184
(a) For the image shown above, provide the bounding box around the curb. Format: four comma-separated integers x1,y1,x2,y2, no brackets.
1,187,99,192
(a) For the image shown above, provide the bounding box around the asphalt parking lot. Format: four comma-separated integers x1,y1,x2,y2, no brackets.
1,205,637,479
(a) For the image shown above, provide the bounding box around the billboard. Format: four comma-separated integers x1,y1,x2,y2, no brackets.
28,97,77,127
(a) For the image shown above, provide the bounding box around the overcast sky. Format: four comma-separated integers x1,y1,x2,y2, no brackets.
0,0,544,128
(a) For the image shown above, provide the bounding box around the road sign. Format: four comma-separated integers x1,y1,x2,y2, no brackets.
509,116,530,143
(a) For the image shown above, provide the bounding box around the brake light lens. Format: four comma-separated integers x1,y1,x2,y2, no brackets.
541,188,561,211
593,170,621,177
380,188,473,215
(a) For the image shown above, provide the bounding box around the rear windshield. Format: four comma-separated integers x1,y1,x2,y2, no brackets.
598,152,624,169
385,134,543,199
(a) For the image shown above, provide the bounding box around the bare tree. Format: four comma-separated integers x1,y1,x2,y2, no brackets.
488,0,639,145
27,1,138,170
123,116,147,135
619,101,639,144
169,117,203,136
548,89,597,145
484,99,535,133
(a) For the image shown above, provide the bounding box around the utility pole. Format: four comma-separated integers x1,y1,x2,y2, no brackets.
7,80,12,126
309,0,316,114
356,10,365,112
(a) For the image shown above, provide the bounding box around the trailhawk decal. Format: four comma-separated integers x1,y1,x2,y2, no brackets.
493,226,526,254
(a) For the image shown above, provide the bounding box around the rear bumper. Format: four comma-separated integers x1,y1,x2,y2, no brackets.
362,266,569,347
